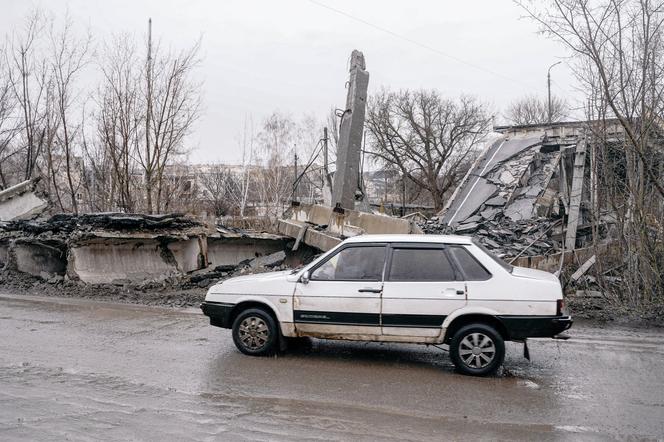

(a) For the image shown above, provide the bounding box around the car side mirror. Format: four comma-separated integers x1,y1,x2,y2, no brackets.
300,271,310,284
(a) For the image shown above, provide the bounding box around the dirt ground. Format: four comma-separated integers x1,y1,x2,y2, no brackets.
0,269,208,308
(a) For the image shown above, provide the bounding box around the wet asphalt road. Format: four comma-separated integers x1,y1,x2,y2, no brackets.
1,294,663,441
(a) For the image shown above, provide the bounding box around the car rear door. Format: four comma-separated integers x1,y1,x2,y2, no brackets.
293,243,386,338
381,243,467,338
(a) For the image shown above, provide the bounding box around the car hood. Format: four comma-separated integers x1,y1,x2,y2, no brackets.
208,269,296,296
511,266,560,283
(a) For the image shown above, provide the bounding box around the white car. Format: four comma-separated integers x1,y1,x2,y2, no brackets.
201,234,572,376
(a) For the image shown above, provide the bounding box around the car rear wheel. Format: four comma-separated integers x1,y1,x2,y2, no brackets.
232,308,278,356
450,323,505,376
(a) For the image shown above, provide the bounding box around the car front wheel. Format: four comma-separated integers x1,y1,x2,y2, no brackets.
231,308,278,356
450,323,505,376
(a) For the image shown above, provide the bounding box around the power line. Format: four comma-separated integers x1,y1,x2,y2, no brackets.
306,0,536,88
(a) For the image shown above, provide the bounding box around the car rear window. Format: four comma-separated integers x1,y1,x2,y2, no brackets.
388,248,455,281
447,246,492,281
471,238,513,273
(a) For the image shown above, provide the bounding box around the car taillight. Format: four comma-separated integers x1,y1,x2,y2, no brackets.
557,299,564,316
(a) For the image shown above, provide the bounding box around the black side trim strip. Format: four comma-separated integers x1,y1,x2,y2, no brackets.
382,314,446,328
294,310,446,328
294,310,379,325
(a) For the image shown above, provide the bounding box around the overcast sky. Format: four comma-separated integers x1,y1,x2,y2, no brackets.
2,0,578,164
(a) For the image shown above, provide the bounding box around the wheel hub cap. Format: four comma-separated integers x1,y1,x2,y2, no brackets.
459,332,496,369
238,316,269,350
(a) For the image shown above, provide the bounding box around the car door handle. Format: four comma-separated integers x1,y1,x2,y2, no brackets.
443,288,465,296
358,288,382,293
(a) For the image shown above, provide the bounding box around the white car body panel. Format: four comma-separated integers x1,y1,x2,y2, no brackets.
202,234,570,344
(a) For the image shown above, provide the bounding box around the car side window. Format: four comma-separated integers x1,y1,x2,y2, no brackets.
388,247,455,281
310,246,386,281
447,246,492,281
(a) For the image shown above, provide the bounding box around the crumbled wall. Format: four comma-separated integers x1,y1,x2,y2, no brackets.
0,213,290,284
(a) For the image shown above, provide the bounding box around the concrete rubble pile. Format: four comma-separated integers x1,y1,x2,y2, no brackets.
0,211,297,287
0,213,206,284
422,214,559,258
427,129,584,260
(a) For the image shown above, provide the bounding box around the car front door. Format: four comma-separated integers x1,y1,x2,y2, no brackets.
381,243,467,338
293,243,386,338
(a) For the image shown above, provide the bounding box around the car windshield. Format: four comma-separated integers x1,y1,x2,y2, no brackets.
471,238,513,273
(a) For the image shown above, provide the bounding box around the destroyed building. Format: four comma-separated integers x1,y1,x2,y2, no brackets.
420,120,632,270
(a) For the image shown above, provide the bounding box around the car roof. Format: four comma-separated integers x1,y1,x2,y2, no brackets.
343,234,473,245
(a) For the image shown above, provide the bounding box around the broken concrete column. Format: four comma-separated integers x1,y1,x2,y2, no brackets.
332,50,370,210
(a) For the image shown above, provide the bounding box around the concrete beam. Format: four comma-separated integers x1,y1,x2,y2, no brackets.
207,236,287,268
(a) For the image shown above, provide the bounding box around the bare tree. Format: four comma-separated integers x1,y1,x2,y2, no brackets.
138,23,202,214
365,88,492,211
517,0,664,305
48,14,92,214
253,112,296,219
5,10,51,182
198,164,237,216
0,45,21,188
96,35,142,212
232,117,255,216
504,94,568,125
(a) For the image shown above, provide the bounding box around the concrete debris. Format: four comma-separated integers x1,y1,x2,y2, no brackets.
432,126,597,262
250,250,286,268
0,178,50,221
422,214,559,258
571,255,597,281
0,213,298,286
278,202,422,252
441,133,544,226
2,212,202,235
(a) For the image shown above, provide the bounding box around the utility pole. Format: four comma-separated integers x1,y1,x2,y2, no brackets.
145,18,154,213
547,61,562,124
322,127,333,205
293,151,298,200
323,127,329,179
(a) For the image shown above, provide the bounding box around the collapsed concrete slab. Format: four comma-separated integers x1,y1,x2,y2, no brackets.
441,132,545,227
277,203,422,252
207,228,287,268
9,239,67,277
0,178,49,221
66,232,206,284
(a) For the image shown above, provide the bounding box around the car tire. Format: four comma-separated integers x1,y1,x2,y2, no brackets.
450,323,505,376
231,308,278,356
